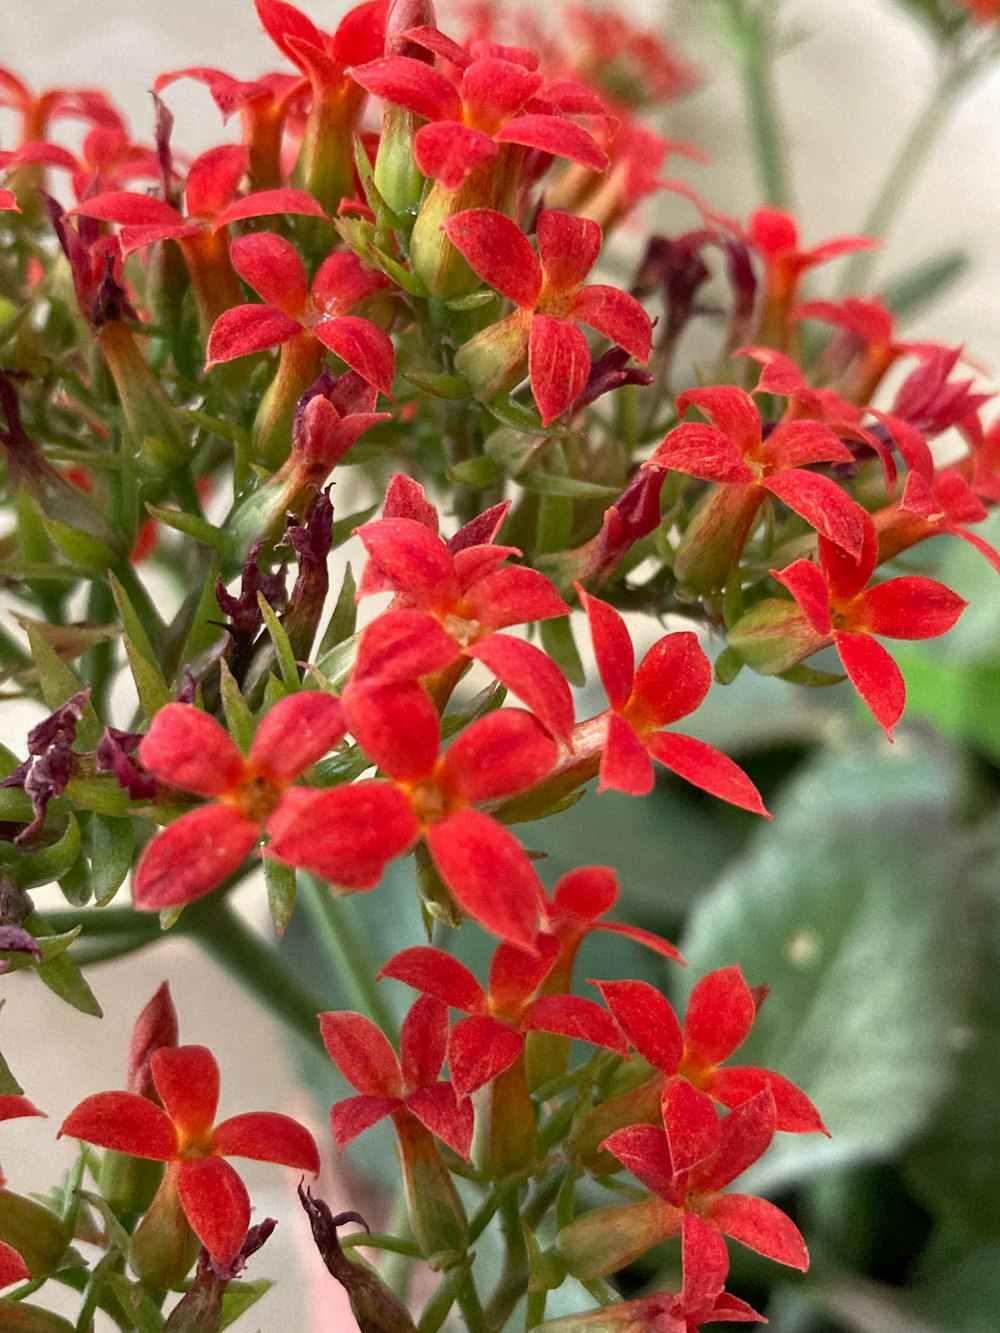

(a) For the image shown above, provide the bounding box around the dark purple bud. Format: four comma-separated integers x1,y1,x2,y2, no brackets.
0,924,42,971
25,690,90,756
277,489,333,661
17,744,75,843
96,727,158,800
570,346,654,415
216,540,287,638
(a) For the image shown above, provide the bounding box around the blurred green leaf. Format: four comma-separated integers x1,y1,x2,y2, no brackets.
89,813,135,906
25,912,102,1017
913,1243,1000,1332
677,733,972,1192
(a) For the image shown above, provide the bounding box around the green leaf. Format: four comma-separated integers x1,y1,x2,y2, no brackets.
265,859,297,936
0,1038,24,1095
109,571,171,719
257,593,300,691
518,472,621,500
22,625,102,749
0,1190,70,1279
404,372,470,400
446,455,503,488
39,515,118,572
677,733,972,1192
89,814,135,906
913,1242,1000,1332
540,616,584,688
902,857,1000,1242
105,1271,167,1333
882,248,970,319
0,814,82,889
482,395,547,434
0,924,80,975
317,563,357,658
219,659,256,755
25,912,103,1017
219,1278,274,1329
145,503,231,556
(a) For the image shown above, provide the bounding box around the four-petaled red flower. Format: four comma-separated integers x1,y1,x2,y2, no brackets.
133,693,347,910
379,936,626,1098
595,968,826,1134
579,588,769,815
321,995,473,1158
772,509,967,738
205,232,396,397
59,1045,319,1267
445,207,652,424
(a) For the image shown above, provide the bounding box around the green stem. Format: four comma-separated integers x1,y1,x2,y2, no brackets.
181,898,327,1056
839,50,984,295
483,1191,528,1331
456,1270,488,1333
724,0,791,208
300,877,399,1042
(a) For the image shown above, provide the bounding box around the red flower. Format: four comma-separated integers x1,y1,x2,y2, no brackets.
380,935,625,1098
349,41,608,191
353,510,574,742
773,508,967,738
595,968,826,1134
133,693,347,910
322,996,473,1158
579,587,769,815
644,383,868,588
59,1045,319,1267
266,686,557,948
444,207,652,423
205,232,395,396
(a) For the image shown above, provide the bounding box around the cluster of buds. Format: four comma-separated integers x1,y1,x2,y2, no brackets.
1,0,999,1327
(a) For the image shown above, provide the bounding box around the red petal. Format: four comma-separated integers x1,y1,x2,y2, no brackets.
579,588,634,710
861,576,966,640
648,732,769,816
522,993,626,1053
119,222,199,255
205,304,302,366
772,558,832,636
820,507,878,600
834,630,905,740
132,806,261,911
212,1111,320,1171
594,979,683,1072
645,423,754,484
330,1094,397,1150
488,935,559,1010
537,209,601,291
633,631,711,728
529,315,591,424
675,385,761,456
443,209,542,308
59,1092,176,1160
400,994,450,1090
177,1155,250,1268
440,706,558,802
494,113,609,172
357,517,458,609
572,284,653,364
249,692,346,782
354,609,457,684
695,1088,775,1193
319,1011,403,1097
0,1095,45,1123
151,1046,219,1144
0,1240,29,1288
602,1123,676,1199
265,782,419,888
551,865,618,921
680,1212,730,1315
380,946,486,1015
72,190,182,226
312,250,392,315
710,1067,828,1136
708,1193,808,1271
406,1083,474,1159
255,0,325,68
600,711,655,796
427,809,542,948
344,680,439,782
468,635,574,745
447,1014,524,1097
313,315,395,397
415,121,498,190
763,471,866,558
349,56,463,122
230,231,309,311
662,1078,720,1173
461,57,543,121
463,565,569,630
140,704,244,796
185,144,247,218
683,965,756,1069
594,921,685,967
212,186,328,229
762,418,855,469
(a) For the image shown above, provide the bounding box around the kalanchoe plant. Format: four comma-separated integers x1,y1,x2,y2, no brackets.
1,0,999,1328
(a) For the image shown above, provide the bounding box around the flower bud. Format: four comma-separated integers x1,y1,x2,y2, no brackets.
726,597,826,677
556,1195,679,1282
392,1110,468,1264
130,1168,200,1291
